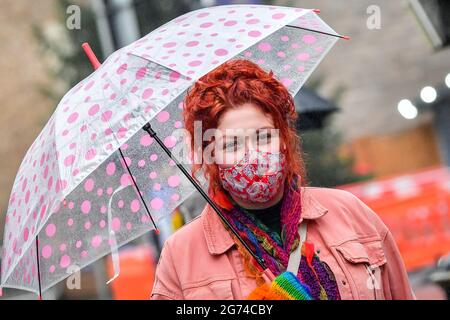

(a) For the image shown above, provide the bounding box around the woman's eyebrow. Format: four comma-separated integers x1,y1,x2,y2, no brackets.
256,126,275,130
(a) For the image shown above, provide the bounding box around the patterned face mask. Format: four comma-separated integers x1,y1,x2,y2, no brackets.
218,150,286,203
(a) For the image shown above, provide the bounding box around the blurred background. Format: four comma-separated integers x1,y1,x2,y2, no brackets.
0,0,449,299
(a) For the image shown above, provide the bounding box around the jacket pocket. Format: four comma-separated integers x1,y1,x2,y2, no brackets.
182,278,235,300
333,238,387,300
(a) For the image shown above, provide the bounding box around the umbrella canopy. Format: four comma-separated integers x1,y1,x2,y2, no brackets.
1,4,344,296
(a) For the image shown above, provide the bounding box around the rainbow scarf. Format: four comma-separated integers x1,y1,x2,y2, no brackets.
219,178,341,300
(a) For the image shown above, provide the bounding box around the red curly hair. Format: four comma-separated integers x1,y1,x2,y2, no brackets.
183,59,306,207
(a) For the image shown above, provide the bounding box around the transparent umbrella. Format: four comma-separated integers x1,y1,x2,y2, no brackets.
1,4,346,297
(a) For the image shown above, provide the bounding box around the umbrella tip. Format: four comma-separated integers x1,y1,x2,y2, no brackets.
0,287,3,297
342,35,351,40
155,228,161,235
38,294,42,300
82,42,101,70
313,9,321,14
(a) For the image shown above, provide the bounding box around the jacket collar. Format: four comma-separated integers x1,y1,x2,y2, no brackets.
202,187,329,255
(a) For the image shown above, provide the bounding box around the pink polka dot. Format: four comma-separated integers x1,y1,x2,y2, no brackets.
99,220,106,228
91,235,102,248
138,159,146,167
106,162,116,175
84,221,91,230
135,67,147,80
281,35,289,42
60,255,71,268
112,218,121,232
149,171,157,179
64,155,75,167
171,193,180,201
200,22,213,28
42,245,52,259
163,41,177,48
247,18,260,24
163,136,177,148
150,154,158,161
281,78,293,87
248,30,261,37
126,222,132,231
118,200,124,208
188,60,202,67
101,110,113,122
168,175,181,188
142,88,153,99
139,135,153,148
151,198,164,210
297,53,310,61
46,224,56,237
76,240,82,248
131,199,140,213
60,243,67,252
272,13,285,20
277,51,286,58
49,265,56,273
85,148,96,160
224,20,237,26
88,104,100,116
84,178,94,192
157,111,170,123
120,174,132,186
302,34,317,44
81,200,91,214
258,42,271,52
23,228,30,241
81,251,88,258
215,48,228,56
67,112,78,124
186,41,198,47
169,71,181,83
117,63,127,74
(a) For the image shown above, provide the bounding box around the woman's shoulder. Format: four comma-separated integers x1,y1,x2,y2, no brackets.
302,186,389,240
163,213,205,249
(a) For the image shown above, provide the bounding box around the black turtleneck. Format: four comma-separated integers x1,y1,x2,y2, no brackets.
244,199,283,236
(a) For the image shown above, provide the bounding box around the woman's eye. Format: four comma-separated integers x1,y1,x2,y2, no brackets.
224,138,242,152
257,132,271,145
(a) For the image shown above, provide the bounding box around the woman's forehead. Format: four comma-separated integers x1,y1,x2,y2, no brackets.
217,102,275,130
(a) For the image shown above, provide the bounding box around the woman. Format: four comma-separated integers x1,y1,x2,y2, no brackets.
150,59,415,300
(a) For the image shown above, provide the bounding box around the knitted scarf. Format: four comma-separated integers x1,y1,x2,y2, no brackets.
219,179,341,300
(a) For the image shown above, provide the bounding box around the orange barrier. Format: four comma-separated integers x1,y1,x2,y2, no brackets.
105,244,156,299
338,166,450,272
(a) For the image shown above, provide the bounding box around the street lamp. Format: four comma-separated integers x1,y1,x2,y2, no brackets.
398,99,418,119
420,86,437,103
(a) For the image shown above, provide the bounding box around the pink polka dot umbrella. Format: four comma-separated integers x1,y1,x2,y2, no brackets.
0,4,346,298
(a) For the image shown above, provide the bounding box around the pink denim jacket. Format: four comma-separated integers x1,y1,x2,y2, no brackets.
151,187,415,300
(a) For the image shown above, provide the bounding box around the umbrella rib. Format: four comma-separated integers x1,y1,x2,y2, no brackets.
35,236,42,299
142,122,267,271
286,24,348,40
117,147,159,231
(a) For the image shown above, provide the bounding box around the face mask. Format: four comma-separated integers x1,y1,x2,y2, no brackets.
218,149,286,203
